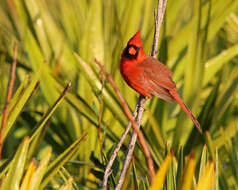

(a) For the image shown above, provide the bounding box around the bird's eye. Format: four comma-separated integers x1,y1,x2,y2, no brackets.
125,45,140,59
128,46,137,55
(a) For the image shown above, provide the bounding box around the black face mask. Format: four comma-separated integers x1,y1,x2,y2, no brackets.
124,44,140,60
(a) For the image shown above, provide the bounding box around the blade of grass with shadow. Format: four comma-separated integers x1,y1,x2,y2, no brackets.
28,83,71,159
2,67,41,140
40,133,87,189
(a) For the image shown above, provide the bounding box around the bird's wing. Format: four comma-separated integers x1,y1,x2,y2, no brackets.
138,56,176,90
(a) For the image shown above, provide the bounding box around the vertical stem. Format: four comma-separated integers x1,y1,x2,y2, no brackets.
102,98,142,187
0,43,18,159
115,97,146,190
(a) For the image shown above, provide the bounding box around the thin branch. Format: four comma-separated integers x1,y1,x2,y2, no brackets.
102,96,145,187
95,59,155,182
102,103,139,187
115,97,146,190
115,0,168,189
98,71,105,152
151,0,167,57
0,43,18,159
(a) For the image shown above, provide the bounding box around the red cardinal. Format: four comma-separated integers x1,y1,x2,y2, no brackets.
120,30,202,134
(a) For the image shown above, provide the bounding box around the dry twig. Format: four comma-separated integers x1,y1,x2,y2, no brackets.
114,97,146,190
102,95,144,187
0,43,18,159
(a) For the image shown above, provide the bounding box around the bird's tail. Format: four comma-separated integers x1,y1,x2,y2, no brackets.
169,89,202,134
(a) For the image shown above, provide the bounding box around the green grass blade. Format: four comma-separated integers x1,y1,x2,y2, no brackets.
28,147,52,190
132,161,139,190
203,43,238,86
40,133,87,189
74,53,127,126
1,137,30,190
199,145,208,180
20,159,37,190
179,154,195,190
215,148,219,190
3,68,41,140
211,67,238,131
28,83,71,159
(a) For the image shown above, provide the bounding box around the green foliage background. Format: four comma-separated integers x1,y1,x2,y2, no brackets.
0,0,238,189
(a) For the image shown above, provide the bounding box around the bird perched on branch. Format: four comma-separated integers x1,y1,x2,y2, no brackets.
120,30,202,134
